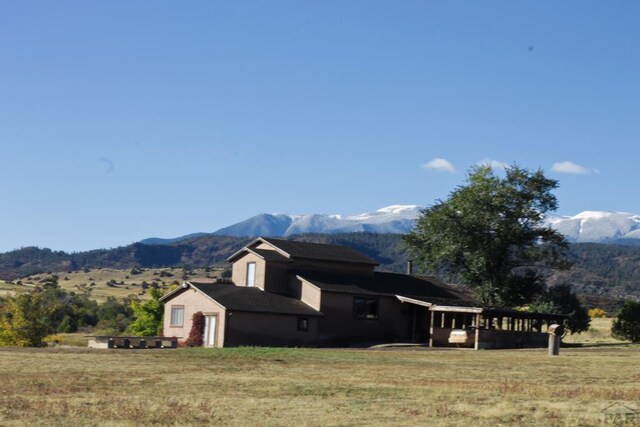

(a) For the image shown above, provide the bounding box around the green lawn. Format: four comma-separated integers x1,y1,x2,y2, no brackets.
0,345,638,426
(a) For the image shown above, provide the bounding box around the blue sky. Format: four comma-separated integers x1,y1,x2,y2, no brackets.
1,1,638,252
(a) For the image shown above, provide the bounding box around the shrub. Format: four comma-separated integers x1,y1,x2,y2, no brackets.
185,312,205,347
588,308,607,318
612,300,640,343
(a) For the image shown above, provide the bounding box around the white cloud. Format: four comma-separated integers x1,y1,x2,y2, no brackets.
477,158,509,170
421,158,456,173
551,161,597,175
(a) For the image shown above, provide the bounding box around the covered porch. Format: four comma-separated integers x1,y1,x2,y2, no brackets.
428,305,567,349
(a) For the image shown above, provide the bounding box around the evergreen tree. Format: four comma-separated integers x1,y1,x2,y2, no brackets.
612,300,640,343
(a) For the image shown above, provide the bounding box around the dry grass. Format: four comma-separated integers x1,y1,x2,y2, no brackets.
1,345,638,426
3,267,223,302
563,317,620,345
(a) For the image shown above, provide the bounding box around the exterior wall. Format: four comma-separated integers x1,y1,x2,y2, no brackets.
162,288,226,348
477,329,548,349
225,312,319,347
315,292,412,345
263,262,290,294
251,242,375,275
231,253,266,290
289,276,322,311
293,259,374,276
430,327,549,349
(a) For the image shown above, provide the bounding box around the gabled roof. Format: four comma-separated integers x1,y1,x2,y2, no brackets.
162,281,323,317
250,248,292,263
226,237,380,266
261,238,378,265
297,270,474,306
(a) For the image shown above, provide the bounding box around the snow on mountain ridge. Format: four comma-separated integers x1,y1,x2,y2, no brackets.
544,211,640,243
144,207,640,246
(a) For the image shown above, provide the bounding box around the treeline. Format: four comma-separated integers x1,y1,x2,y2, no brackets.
2,234,640,301
0,275,172,347
0,277,134,346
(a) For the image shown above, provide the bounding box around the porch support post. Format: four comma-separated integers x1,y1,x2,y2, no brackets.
474,313,481,350
429,310,435,348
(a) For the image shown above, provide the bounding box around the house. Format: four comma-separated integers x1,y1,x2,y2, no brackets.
160,237,565,348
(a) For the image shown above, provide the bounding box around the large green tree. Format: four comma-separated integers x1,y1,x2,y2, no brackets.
0,292,50,347
128,287,164,336
405,165,570,306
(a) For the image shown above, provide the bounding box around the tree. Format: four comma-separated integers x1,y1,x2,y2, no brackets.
0,292,50,347
405,165,570,306
612,300,640,343
128,287,164,336
530,284,590,335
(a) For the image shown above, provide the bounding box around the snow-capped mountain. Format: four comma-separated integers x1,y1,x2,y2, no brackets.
141,206,640,246
544,211,640,244
213,205,421,237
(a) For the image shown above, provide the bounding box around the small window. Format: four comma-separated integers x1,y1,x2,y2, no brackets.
246,262,256,287
353,298,379,320
170,306,184,327
297,317,309,332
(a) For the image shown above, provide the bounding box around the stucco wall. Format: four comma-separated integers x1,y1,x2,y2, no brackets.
316,292,412,345
231,252,266,289
289,276,322,311
163,288,226,348
225,312,319,347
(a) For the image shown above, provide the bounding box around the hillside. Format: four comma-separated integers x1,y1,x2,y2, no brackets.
2,234,640,304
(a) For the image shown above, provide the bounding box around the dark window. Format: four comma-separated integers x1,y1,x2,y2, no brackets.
297,317,309,332
353,298,379,320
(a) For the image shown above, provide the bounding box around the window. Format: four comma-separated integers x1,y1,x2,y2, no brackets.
297,317,309,332
246,262,256,287
353,298,379,320
170,306,184,327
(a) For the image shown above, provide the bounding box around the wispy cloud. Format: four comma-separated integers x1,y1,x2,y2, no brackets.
551,161,598,175
422,158,456,173
477,158,509,171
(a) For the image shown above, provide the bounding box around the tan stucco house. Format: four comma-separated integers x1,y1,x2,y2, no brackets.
160,237,565,348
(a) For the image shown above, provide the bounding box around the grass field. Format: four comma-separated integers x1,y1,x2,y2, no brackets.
1,344,638,426
0,267,223,302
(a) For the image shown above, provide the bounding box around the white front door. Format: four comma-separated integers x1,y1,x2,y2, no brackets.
204,315,217,347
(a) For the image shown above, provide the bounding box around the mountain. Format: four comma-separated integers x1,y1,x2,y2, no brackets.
213,214,294,237
142,206,640,246
140,232,209,245
212,205,421,237
545,211,640,245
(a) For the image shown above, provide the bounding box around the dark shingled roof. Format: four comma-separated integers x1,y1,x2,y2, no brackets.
189,282,323,317
249,248,292,263
298,271,476,306
261,238,379,265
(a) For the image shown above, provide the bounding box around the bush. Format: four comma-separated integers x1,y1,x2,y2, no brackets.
612,300,640,343
185,312,205,347
588,308,607,318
